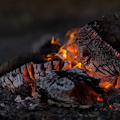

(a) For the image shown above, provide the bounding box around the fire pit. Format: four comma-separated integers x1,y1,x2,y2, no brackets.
0,14,120,120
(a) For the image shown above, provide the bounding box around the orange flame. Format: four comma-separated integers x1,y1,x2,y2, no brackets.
42,28,115,103
57,47,67,60
51,36,61,46
6,27,118,104
51,36,55,44
65,28,80,46
50,28,105,103
74,62,82,68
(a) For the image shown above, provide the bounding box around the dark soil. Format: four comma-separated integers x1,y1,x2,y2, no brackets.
0,83,119,120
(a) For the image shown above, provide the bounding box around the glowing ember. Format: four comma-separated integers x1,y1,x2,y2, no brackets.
115,52,119,57
109,105,113,109
99,82,112,89
97,96,103,102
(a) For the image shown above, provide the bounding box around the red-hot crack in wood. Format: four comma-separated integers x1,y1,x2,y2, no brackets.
1,16,120,108
76,23,120,90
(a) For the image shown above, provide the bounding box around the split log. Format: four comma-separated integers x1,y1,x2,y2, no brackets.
0,53,63,77
0,57,63,96
75,14,120,89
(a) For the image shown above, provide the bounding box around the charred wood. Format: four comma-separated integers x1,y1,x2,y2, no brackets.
0,58,63,95
75,22,120,89
36,68,103,108
0,53,63,77
89,13,120,52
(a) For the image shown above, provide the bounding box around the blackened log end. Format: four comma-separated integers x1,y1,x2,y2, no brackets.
89,13,120,52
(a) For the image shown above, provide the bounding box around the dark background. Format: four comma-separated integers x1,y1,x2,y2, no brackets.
0,0,120,64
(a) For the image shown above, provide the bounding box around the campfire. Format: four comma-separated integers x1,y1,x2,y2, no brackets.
1,15,120,111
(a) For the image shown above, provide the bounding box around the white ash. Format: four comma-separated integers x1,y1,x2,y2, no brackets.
36,68,103,106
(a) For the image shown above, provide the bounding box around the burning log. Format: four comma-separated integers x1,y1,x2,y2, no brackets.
0,54,63,96
36,68,103,108
74,21,120,90
70,14,120,91
0,53,103,109
1,14,120,109
0,54,103,108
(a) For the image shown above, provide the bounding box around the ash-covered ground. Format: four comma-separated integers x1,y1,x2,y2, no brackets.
0,82,120,120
